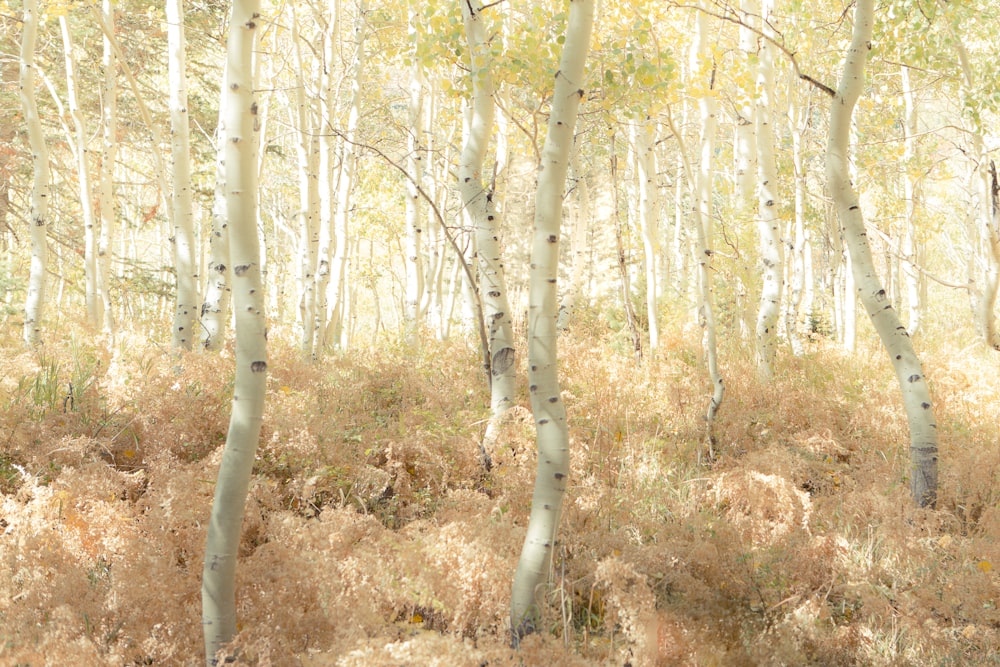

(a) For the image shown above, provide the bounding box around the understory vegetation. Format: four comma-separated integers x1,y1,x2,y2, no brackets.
1,309,999,666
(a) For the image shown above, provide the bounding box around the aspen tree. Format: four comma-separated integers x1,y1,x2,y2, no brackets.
327,1,367,350
200,98,232,351
754,0,782,381
19,0,49,347
201,0,266,661
633,119,660,352
315,0,340,352
692,4,723,450
291,6,321,358
827,0,938,507
511,0,595,642
900,65,923,337
784,74,807,356
168,0,199,349
59,14,100,329
458,0,516,456
403,0,424,341
97,0,117,338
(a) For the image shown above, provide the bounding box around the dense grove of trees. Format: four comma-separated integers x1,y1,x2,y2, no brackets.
2,0,999,662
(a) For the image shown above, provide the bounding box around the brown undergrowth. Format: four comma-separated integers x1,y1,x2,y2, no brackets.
1,316,998,665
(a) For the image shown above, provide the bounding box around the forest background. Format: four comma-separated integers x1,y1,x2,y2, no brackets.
1,0,1000,664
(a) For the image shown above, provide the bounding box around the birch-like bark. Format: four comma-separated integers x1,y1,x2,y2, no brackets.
60,16,100,329
557,144,589,329
900,65,922,338
611,132,642,361
202,1,266,662
314,1,339,352
634,119,660,352
403,1,424,342
20,0,48,347
754,0,782,381
826,0,937,507
459,0,516,458
97,0,117,338
168,0,199,349
693,6,723,448
200,96,232,350
291,10,320,358
735,0,758,206
785,76,806,355
510,0,594,642
327,2,366,350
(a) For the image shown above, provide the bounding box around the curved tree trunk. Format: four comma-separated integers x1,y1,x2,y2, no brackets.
826,0,937,507
19,0,49,347
510,0,595,643
201,1,266,662
459,0,517,460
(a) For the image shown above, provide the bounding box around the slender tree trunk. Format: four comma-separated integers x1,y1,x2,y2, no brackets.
327,1,366,350
611,131,642,360
826,0,937,507
19,0,49,347
510,0,594,643
754,0,782,381
459,0,517,460
200,100,233,350
785,78,807,355
634,119,660,352
403,2,424,343
60,15,101,329
201,1,266,662
900,65,922,338
97,0,117,339
168,0,199,349
557,145,589,329
291,11,320,358
314,3,339,352
691,5,723,452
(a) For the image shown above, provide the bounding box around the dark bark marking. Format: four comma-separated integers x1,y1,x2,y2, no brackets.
251,360,267,373
492,347,515,376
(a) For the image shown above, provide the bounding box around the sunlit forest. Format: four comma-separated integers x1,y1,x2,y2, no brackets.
1,0,999,664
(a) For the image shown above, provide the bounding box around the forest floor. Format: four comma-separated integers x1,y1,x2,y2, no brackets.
1,310,999,666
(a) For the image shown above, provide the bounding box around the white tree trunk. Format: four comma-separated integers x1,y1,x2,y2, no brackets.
900,65,922,338
754,0,782,381
557,145,589,329
693,6,723,446
634,119,660,352
201,1,266,662
785,76,806,355
459,0,517,459
97,0,117,338
327,2,366,350
168,0,199,349
511,0,595,642
200,99,233,351
826,0,937,507
19,0,49,347
403,1,424,342
291,12,320,358
60,15,101,329
735,0,758,206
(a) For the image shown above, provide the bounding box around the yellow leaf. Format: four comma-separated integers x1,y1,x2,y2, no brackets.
962,624,976,639
410,613,423,624
977,560,993,573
